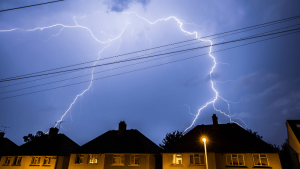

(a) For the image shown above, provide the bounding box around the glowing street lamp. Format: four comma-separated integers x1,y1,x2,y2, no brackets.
202,137,208,169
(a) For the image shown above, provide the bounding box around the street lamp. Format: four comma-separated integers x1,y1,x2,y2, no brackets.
202,137,208,169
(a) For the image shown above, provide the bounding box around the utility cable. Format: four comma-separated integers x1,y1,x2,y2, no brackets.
1,23,300,93
1,27,299,83
0,29,299,100
1,14,300,81
0,0,64,13
2,22,300,89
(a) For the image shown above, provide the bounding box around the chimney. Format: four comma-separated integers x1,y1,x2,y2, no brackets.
0,132,4,138
212,114,218,129
118,121,127,135
48,127,59,138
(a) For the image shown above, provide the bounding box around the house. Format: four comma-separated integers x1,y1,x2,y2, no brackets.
0,132,18,159
69,121,161,169
162,114,282,169
0,127,79,169
286,120,300,169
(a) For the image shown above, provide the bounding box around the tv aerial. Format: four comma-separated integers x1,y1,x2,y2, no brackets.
1,126,10,133
55,121,65,129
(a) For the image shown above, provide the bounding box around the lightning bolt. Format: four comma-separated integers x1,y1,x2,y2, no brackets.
54,43,111,128
1,11,245,132
123,12,244,133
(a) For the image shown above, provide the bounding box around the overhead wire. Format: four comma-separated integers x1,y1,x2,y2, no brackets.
0,0,64,13
1,28,299,100
1,27,300,83
2,22,300,89
1,14,300,81
1,23,300,94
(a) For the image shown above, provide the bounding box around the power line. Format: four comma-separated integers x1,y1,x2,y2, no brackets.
1,24,300,94
2,22,300,89
1,27,299,83
1,14,300,81
0,0,64,13
1,29,299,100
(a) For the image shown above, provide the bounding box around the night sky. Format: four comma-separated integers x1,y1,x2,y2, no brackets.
0,0,300,147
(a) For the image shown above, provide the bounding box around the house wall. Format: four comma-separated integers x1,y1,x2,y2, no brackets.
104,154,156,169
69,153,157,169
163,153,281,169
0,156,66,169
287,123,300,153
215,153,281,169
286,122,300,169
68,154,105,169
162,153,215,169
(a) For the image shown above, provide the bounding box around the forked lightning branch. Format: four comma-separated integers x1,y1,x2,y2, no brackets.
0,12,244,132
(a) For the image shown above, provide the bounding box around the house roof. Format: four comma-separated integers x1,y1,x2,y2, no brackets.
163,123,277,153
72,129,161,154
4,134,79,156
286,120,300,144
0,138,18,156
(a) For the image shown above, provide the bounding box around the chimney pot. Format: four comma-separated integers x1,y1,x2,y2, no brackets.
212,114,218,129
0,132,4,138
48,127,59,138
118,121,127,135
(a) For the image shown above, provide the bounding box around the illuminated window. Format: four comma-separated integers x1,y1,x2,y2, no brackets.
172,154,182,165
190,154,205,165
226,154,245,166
130,155,139,165
75,155,84,164
43,157,51,165
4,157,12,165
253,154,268,166
12,156,22,166
31,157,41,165
88,154,98,164
112,155,124,165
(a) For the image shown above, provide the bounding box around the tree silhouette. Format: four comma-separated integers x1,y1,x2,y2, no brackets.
23,131,45,143
159,130,183,149
247,129,263,139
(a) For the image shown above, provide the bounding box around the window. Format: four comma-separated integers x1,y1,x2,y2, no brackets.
190,154,205,165
31,157,41,165
88,154,98,164
43,157,51,165
172,154,182,165
75,155,84,164
130,155,139,165
112,155,124,165
12,156,22,166
253,154,269,166
226,154,245,166
4,157,12,165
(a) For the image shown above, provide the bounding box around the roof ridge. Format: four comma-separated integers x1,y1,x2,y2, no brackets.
135,130,149,153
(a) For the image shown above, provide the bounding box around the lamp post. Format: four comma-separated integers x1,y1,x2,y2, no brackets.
202,138,208,169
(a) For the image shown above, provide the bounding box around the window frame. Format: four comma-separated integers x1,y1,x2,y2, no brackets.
112,154,125,166
226,154,245,166
129,154,140,166
30,156,41,166
253,154,269,166
190,154,205,165
171,154,183,165
75,154,84,164
43,157,51,166
88,154,98,164
12,156,22,166
3,156,12,166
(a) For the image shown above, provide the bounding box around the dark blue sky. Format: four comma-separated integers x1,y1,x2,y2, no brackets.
0,0,300,147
